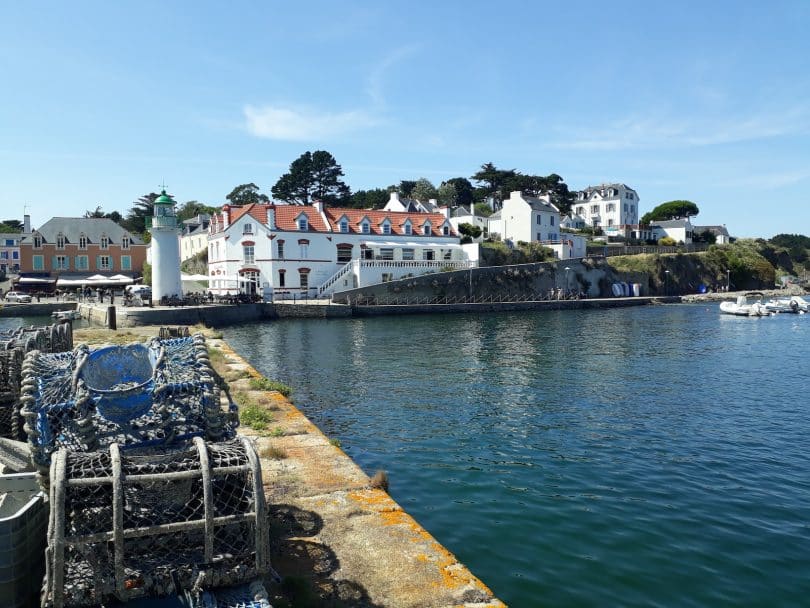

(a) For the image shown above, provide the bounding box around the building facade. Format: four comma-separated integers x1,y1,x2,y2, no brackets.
18,217,146,279
207,201,470,299
650,218,694,244
572,184,640,238
0,233,23,274
180,214,211,261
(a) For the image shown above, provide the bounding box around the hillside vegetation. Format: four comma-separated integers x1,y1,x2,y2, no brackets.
609,239,808,293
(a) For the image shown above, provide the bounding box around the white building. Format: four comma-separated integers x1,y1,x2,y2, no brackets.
650,218,694,245
383,192,441,214
448,206,488,240
207,201,473,299
693,224,730,245
573,184,640,238
180,214,210,261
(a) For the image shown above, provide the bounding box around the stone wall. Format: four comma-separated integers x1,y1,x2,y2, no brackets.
333,257,648,304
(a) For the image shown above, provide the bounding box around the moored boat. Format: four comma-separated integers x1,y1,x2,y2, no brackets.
719,293,772,317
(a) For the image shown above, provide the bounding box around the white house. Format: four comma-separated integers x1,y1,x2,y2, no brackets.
572,184,640,238
207,201,473,299
693,224,731,244
180,214,210,261
487,191,559,241
449,206,488,240
650,218,694,244
383,192,442,214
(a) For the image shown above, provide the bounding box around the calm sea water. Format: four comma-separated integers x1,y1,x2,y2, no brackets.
226,305,810,605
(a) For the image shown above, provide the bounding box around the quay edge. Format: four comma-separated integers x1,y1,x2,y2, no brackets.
212,337,507,607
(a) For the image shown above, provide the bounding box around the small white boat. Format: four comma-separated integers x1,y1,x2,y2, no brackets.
719,294,772,317
764,295,809,314
52,310,80,321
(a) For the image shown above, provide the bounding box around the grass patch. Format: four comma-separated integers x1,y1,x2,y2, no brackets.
259,444,288,459
329,438,342,448
207,347,229,376
270,426,285,437
249,376,292,397
235,391,274,431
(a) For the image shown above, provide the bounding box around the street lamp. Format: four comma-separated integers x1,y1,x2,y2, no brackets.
726,269,730,292
664,270,671,296
564,266,571,298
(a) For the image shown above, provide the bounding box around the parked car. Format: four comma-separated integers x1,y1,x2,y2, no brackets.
4,291,32,303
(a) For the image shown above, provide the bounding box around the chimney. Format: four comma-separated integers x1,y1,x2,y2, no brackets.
221,205,230,228
23,214,31,234
312,200,324,214
266,207,276,230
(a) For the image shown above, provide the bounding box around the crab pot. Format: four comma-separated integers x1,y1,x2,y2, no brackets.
21,335,236,473
43,436,268,607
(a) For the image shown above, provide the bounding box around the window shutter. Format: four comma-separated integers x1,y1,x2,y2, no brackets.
51,256,58,269
96,255,101,270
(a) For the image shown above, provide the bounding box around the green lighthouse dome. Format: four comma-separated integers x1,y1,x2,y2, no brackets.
154,189,175,205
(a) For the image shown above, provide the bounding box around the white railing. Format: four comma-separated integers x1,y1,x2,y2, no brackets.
318,259,477,298
317,261,356,296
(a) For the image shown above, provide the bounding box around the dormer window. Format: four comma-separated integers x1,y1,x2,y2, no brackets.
442,224,450,236
122,236,130,250
243,222,254,235
56,232,66,249
339,219,349,233
423,224,431,236
79,234,88,250
297,217,308,231
403,222,412,236
100,235,109,250
361,221,370,234
33,234,42,248
381,221,391,235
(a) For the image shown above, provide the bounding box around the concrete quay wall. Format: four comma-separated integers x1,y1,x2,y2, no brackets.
0,302,77,318
212,337,505,607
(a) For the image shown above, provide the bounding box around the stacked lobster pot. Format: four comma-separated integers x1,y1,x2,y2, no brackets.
18,333,271,608
0,322,73,441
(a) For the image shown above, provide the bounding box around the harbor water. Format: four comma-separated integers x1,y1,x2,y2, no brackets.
226,304,810,606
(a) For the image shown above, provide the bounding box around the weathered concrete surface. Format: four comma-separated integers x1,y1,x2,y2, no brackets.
213,338,506,607
0,301,77,317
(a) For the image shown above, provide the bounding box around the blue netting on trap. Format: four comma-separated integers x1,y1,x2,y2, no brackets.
21,334,237,471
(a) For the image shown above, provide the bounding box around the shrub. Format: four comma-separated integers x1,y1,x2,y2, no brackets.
249,376,292,397
658,236,676,246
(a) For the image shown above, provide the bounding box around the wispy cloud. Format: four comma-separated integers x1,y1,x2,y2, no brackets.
548,106,810,151
243,105,379,141
366,45,421,107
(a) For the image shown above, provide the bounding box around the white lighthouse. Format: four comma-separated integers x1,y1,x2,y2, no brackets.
148,189,183,305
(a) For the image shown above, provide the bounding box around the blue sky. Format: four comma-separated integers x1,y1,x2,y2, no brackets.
1,1,808,237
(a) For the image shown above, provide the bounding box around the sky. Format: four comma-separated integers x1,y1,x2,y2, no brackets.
1,1,809,237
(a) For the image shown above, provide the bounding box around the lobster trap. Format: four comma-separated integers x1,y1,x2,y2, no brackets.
21,334,237,473
1,322,73,440
44,436,269,607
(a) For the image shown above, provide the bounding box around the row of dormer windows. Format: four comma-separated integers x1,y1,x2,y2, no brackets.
32,233,130,250
240,218,448,236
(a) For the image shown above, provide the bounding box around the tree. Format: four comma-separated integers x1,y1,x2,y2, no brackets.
272,150,351,205
641,200,700,224
0,220,22,233
474,202,493,217
410,178,438,203
470,162,521,202
457,222,482,239
437,182,458,206
226,183,269,206
176,200,220,221
444,177,474,206
398,180,417,197
84,207,124,225
346,188,390,209
122,193,159,235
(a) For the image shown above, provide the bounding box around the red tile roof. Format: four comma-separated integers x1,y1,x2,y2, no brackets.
218,203,454,237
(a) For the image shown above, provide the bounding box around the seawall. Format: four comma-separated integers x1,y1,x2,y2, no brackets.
209,336,506,606
0,302,77,318
72,296,678,328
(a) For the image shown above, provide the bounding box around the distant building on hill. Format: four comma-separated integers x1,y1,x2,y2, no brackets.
573,183,643,240
180,213,211,261
692,224,731,244
650,218,694,244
